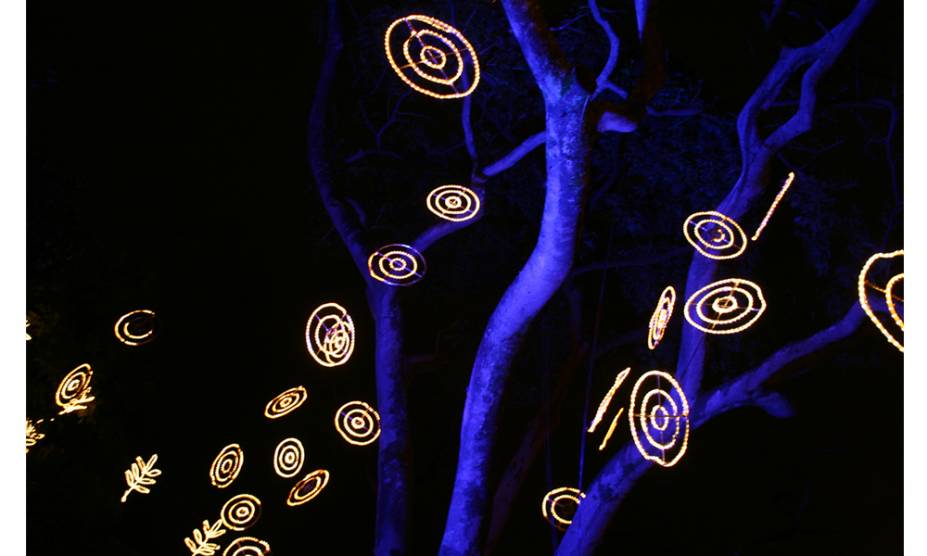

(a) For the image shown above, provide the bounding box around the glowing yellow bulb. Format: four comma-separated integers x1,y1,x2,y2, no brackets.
334,401,382,446
114,309,157,346
587,368,630,433
647,286,676,349
683,211,748,260
55,363,96,415
273,438,305,478
858,250,904,353
121,453,162,503
426,184,481,222
384,15,480,99
287,469,331,506
541,487,585,531
306,303,355,367
683,278,767,335
752,172,796,241
628,370,690,467
26,418,45,453
219,494,262,531
184,519,227,555
223,537,271,556
368,244,427,286
264,386,308,419
210,444,244,489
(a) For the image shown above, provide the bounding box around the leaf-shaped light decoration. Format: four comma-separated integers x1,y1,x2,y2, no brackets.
183,519,227,556
26,418,45,453
120,453,162,502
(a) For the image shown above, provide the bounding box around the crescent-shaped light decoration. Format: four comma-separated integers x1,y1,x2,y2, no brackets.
114,309,158,346
541,487,585,531
857,249,904,353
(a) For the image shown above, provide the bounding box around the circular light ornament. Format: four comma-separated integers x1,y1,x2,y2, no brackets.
223,537,271,556
647,286,676,350
55,363,96,414
287,469,331,506
368,244,427,286
683,278,767,335
426,184,481,222
384,15,480,99
334,401,381,446
273,438,305,479
683,211,748,260
114,309,158,346
264,385,308,419
858,249,904,353
220,494,262,531
306,303,355,368
210,443,244,489
628,370,690,467
541,487,585,531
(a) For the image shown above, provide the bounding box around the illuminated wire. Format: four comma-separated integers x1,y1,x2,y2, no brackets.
683,211,748,260
287,469,331,506
273,438,305,478
305,303,355,367
587,368,630,433
264,386,308,419
210,443,244,489
647,286,676,350
683,278,767,335
114,309,158,346
628,370,690,467
885,273,904,331
223,537,271,556
55,363,96,415
220,494,262,531
426,184,481,222
597,407,624,451
368,244,427,286
752,171,795,241
858,250,904,353
121,453,162,502
384,15,480,99
26,418,45,453
541,487,585,531
334,401,382,446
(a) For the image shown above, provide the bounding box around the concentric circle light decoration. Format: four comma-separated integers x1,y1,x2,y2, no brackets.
305,302,355,367
334,401,382,446
647,286,676,350
273,438,305,479
683,211,748,260
210,443,244,489
857,249,904,353
55,363,96,415
368,244,427,286
114,309,158,346
264,386,308,419
223,536,271,556
683,278,767,335
541,487,585,531
384,14,480,99
220,494,262,531
628,370,690,467
286,469,331,507
426,184,481,222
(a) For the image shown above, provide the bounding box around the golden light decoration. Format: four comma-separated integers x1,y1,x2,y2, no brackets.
184,519,227,556
683,278,767,335
587,368,630,434
223,537,271,556
26,418,45,453
334,400,382,446
647,286,676,350
273,438,305,478
121,453,162,502
264,385,308,419
426,184,481,222
384,14,480,99
368,243,427,286
541,487,585,531
857,249,904,353
628,370,690,468
210,443,244,489
286,469,331,507
55,363,96,415
220,494,262,531
114,309,158,346
683,211,748,260
305,302,355,367
752,171,796,241
26,319,31,341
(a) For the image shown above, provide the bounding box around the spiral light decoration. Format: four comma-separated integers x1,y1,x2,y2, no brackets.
55,363,96,415
683,278,767,335
273,438,305,479
305,302,355,368
287,469,331,507
647,286,676,350
368,244,427,286
541,487,585,531
683,211,748,260
384,15,480,99
220,494,262,531
114,309,158,346
858,249,904,353
210,443,244,489
426,184,481,222
223,537,271,556
628,370,690,467
334,401,382,446
264,386,308,419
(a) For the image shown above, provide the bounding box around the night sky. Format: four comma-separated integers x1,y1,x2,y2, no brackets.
27,1,901,554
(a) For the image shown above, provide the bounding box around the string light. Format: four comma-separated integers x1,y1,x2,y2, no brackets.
273,438,305,479
55,363,96,415
683,211,748,260
26,319,31,341
858,250,904,353
368,244,427,286
287,469,331,506
114,309,158,346
683,278,767,334
384,15,480,99
541,487,585,531
210,444,244,489
426,184,481,222
598,407,625,452
264,386,308,419
628,370,690,467
223,537,271,556
184,519,227,556
26,418,45,453
752,171,796,241
121,453,162,502
220,494,262,531
305,303,355,367
334,401,382,446
647,286,676,350
587,368,630,433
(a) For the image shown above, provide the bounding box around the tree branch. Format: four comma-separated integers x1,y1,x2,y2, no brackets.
588,0,620,96
501,0,572,101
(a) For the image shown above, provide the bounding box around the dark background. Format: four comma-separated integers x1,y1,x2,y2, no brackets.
27,0,901,554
